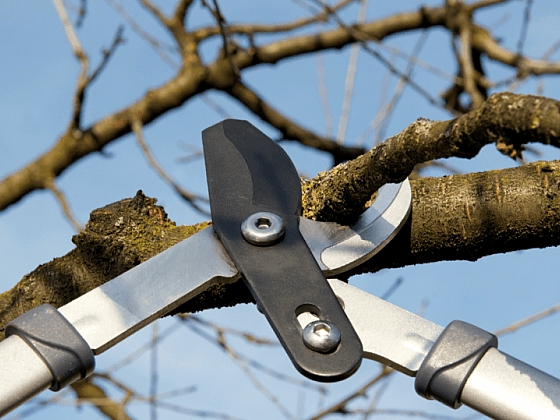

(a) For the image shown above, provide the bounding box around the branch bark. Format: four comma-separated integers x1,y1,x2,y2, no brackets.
3,0,560,212
302,93,560,223
2,158,560,336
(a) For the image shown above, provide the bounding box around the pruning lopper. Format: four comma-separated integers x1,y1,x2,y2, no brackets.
1,120,560,419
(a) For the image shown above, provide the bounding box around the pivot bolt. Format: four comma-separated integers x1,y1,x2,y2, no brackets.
241,212,285,246
302,320,341,353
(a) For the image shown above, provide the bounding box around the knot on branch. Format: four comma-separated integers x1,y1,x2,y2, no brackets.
71,190,188,278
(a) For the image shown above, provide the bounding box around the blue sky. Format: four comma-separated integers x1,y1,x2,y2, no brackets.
1,1,560,419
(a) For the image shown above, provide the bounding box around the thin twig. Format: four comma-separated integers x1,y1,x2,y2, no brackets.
150,322,158,420
53,0,89,128
46,180,83,232
184,315,327,393
308,0,449,113
316,53,333,137
355,30,428,147
75,0,87,28
373,30,429,144
88,25,125,84
494,302,560,337
53,0,86,59
138,0,170,27
131,120,210,216
187,315,279,346
106,322,182,373
452,1,485,108
308,366,394,420
516,0,533,57
184,320,298,420
193,0,354,39
336,0,369,144
202,0,240,79
200,93,232,119
103,0,179,68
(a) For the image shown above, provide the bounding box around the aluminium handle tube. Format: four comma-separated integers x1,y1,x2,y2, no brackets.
415,320,560,420
0,304,95,417
0,335,53,416
461,347,560,420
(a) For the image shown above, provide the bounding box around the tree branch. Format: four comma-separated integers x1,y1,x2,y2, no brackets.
132,119,209,215
226,80,365,163
192,0,353,40
71,378,132,420
302,93,560,223
4,157,560,334
4,0,560,220
53,0,89,129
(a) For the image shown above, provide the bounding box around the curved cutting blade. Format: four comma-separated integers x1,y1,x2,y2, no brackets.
203,119,362,382
300,179,411,276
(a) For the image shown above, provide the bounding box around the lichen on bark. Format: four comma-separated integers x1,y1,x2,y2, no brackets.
0,191,216,337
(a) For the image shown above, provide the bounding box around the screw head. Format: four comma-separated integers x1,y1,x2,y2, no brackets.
241,212,285,246
302,320,341,353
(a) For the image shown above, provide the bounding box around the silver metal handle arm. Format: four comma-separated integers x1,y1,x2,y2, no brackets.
0,336,53,417
461,347,560,420
328,279,560,420
0,180,411,417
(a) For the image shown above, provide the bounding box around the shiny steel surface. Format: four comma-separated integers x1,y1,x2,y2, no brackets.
300,180,411,276
0,335,53,416
60,180,411,355
241,212,285,245
302,320,341,353
59,227,239,354
328,279,443,376
461,348,560,420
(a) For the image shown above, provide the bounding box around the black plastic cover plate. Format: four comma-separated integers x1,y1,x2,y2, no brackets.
203,119,362,382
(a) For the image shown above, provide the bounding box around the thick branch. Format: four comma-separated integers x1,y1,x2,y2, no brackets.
0,63,207,212
347,160,560,276
3,159,560,335
4,0,557,214
303,92,560,223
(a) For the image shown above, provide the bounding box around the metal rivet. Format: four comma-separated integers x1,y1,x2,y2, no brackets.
241,212,285,246
302,320,341,353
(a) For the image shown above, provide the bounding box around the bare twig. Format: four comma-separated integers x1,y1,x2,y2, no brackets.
187,315,279,346
494,302,560,337
103,0,179,68
308,366,393,420
356,30,429,147
150,322,158,420
70,378,133,420
53,0,89,129
173,0,195,24
184,319,297,420
336,0,369,144
46,180,83,232
308,0,449,113
193,0,354,40
202,0,240,79
75,0,87,28
226,80,366,163
315,53,333,137
183,316,326,393
455,3,485,108
516,0,533,56
88,25,125,84
106,322,182,373
131,120,210,216
138,0,170,27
